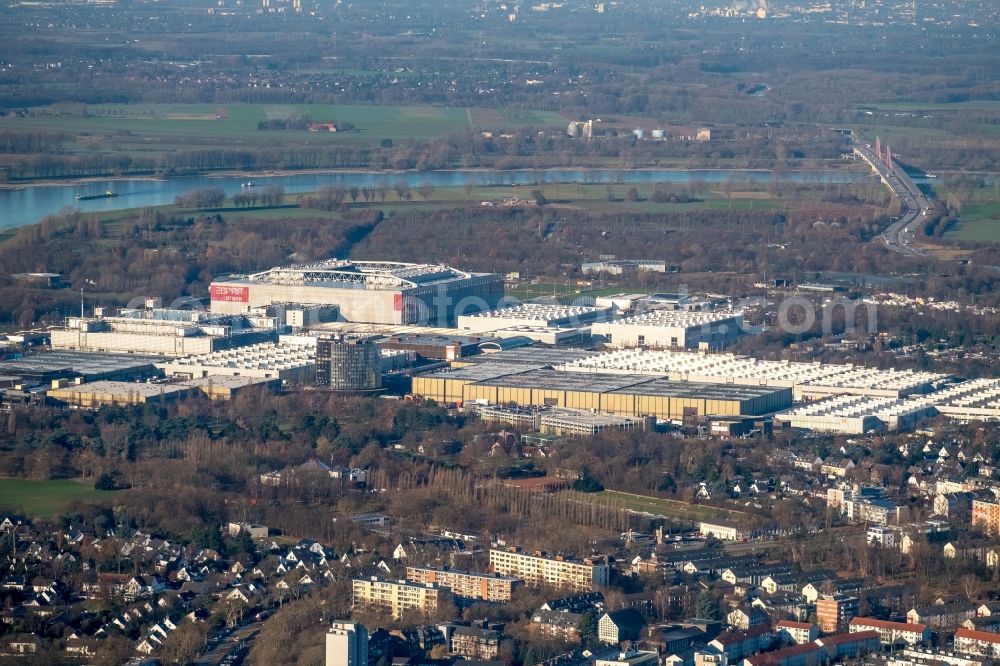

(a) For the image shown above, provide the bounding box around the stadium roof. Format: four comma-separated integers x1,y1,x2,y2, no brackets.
237,259,478,290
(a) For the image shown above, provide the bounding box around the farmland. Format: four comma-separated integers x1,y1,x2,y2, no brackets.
0,103,566,146
946,203,1000,243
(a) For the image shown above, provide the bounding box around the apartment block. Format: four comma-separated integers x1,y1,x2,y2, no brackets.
849,617,929,646
489,547,610,592
776,620,818,645
405,565,521,602
972,499,1000,537
352,576,444,619
954,628,1000,657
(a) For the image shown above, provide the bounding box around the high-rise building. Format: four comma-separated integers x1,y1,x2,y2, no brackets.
316,334,382,390
816,594,859,634
326,621,368,666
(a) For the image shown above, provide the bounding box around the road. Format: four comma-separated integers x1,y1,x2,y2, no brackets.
852,135,933,257
194,618,264,666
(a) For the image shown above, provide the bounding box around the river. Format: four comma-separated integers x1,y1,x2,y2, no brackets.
0,167,869,230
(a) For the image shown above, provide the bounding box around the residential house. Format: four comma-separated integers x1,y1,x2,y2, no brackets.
225,583,265,605
124,575,164,601
727,606,770,631
753,592,810,622
531,609,582,641
761,573,801,595
933,492,976,519
227,522,268,539
821,458,856,477
6,635,39,655
907,602,977,629
539,592,604,614
964,617,1000,634
449,625,502,660
599,608,648,644
708,625,775,662
775,620,817,645
723,565,792,587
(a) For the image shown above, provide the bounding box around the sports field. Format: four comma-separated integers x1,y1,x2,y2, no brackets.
588,489,747,523
0,103,566,146
0,478,119,518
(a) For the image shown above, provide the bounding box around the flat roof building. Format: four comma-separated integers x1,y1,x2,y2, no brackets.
450,347,599,368
489,547,609,592
157,339,317,383
561,349,947,400
404,566,522,603
0,351,160,387
924,379,1000,421
476,404,649,435
457,303,611,333
326,621,368,666
48,377,278,406
48,380,196,407
211,259,503,326
50,308,278,358
777,395,937,434
379,333,497,360
414,366,791,420
351,576,444,619
591,310,743,350
582,260,667,276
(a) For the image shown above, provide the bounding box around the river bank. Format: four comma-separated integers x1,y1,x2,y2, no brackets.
0,165,874,230
0,159,865,189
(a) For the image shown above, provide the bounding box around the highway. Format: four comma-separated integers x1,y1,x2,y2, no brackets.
852,135,933,257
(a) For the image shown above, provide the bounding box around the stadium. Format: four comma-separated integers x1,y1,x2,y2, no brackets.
210,259,504,326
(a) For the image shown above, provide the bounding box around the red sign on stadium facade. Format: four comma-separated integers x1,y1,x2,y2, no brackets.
393,293,403,312
210,285,249,303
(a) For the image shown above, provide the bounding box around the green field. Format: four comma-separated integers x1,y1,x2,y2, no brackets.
946,203,1000,243
589,489,748,523
81,180,796,233
0,478,120,518
0,103,566,146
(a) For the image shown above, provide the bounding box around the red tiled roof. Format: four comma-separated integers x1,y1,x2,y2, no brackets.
850,617,927,633
956,628,1000,644
777,620,813,630
820,630,879,645
747,642,823,666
